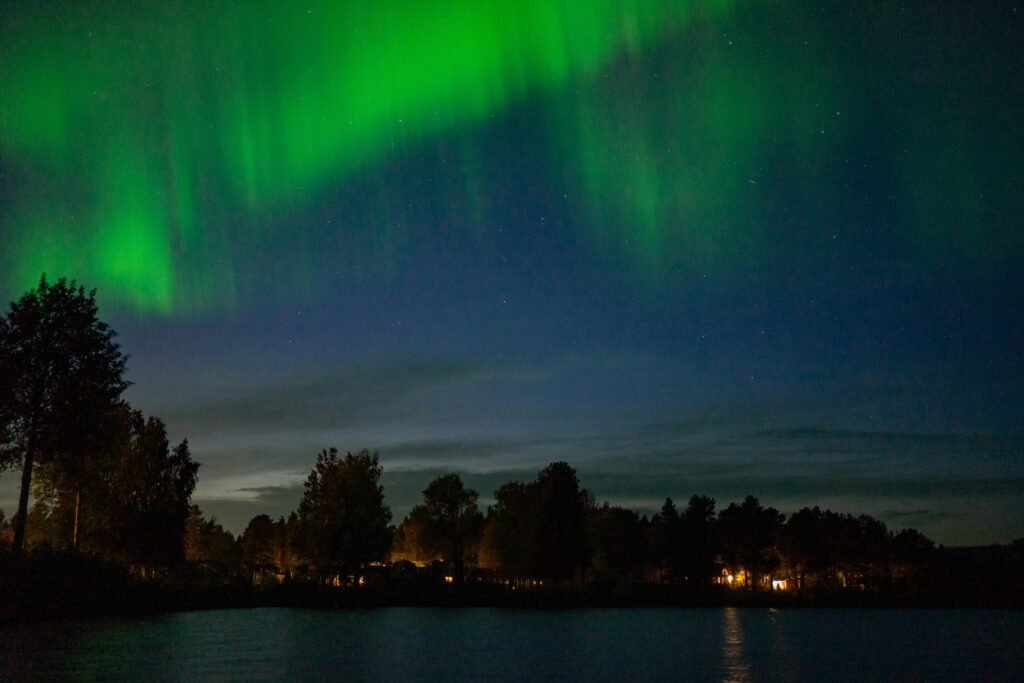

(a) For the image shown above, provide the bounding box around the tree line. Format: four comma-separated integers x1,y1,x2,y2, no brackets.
183,454,943,598
3,277,1021,610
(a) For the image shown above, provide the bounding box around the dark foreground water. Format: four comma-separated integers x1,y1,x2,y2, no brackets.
2,607,1022,681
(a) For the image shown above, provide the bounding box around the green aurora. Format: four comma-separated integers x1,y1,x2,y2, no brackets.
2,1,1020,314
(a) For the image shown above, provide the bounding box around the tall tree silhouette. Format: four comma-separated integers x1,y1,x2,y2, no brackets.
241,514,277,581
490,463,591,581
719,495,784,589
533,462,590,581
486,481,534,578
681,495,719,585
0,276,128,553
296,448,392,582
782,506,830,592
650,497,683,582
408,474,484,582
589,502,646,582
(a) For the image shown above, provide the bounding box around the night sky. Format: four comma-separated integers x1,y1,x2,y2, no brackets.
2,1,1022,545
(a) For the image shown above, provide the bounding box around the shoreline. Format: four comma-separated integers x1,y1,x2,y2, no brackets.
4,579,1021,626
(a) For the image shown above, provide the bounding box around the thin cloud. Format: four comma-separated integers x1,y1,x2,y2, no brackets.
157,358,497,438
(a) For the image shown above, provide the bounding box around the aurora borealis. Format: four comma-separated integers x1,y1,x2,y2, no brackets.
3,0,738,312
2,2,1022,543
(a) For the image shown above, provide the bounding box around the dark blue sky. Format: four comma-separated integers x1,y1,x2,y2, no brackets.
2,1,1023,544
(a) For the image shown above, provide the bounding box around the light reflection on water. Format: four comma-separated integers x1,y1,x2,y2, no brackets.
720,610,753,683
2,607,1023,682
719,607,751,683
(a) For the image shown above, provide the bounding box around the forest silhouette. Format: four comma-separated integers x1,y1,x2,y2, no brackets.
2,278,1022,621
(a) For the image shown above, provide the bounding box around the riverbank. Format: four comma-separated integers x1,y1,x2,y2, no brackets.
3,549,1022,624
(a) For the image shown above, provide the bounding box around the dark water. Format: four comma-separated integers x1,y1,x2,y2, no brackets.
2,608,1022,681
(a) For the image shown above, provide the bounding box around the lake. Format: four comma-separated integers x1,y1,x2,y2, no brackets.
2,607,1022,681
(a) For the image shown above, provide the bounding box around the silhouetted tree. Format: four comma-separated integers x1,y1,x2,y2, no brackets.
489,463,591,582
489,481,536,579
782,506,830,592
0,276,129,553
589,503,647,582
391,506,440,566
890,527,935,596
85,408,198,569
295,448,392,582
410,473,484,582
241,514,277,581
272,513,300,578
24,402,196,571
891,527,934,566
719,495,784,589
533,462,591,581
649,498,683,582
848,514,891,591
184,505,240,574
681,495,720,586
32,393,124,548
